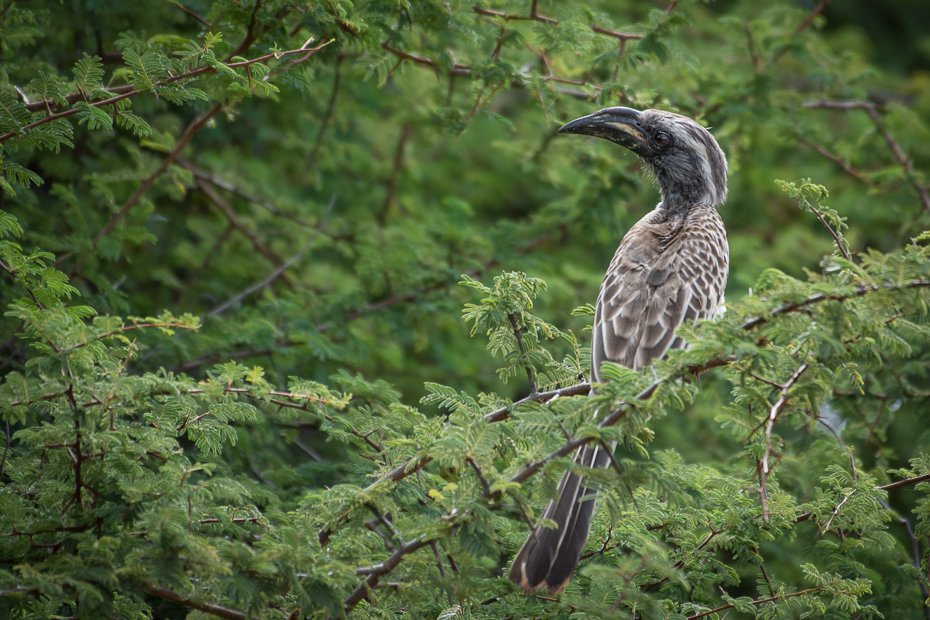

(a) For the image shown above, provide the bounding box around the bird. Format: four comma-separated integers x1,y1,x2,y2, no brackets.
508,106,729,595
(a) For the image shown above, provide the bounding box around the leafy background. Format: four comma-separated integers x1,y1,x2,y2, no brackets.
1,0,929,618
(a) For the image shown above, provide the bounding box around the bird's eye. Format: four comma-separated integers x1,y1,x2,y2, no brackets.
653,132,669,146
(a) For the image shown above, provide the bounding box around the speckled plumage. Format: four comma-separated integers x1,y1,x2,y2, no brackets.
510,107,729,595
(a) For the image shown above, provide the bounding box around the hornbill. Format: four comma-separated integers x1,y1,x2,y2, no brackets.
509,107,729,594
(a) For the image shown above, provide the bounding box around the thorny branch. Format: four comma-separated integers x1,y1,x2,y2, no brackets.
206,242,311,317
90,103,222,250
337,279,930,521
308,57,343,167
1,40,331,144
760,363,809,522
340,537,436,615
795,135,872,186
686,587,826,619
195,178,297,289
142,583,247,620
508,313,538,395
803,99,930,213
378,124,413,224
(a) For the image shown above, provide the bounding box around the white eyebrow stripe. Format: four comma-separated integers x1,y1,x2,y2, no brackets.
671,122,716,203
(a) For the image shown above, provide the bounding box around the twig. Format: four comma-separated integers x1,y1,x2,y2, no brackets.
341,537,435,615
89,103,222,248
796,472,930,523
167,1,210,27
178,158,317,229
378,124,412,224
177,223,234,301
227,0,263,60
771,0,834,63
739,280,930,330
308,58,343,167
687,587,825,619
760,363,809,521
195,178,297,289
472,2,557,25
206,242,311,317
807,200,851,261
508,313,538,395
877,472,930,492
590,25,643,41
2,42,330,143
880,499,930,618
142,583,247,620
803,99,930,213
0,421,10,480
795,135,872,186
173,343,285,372
429,541,447,577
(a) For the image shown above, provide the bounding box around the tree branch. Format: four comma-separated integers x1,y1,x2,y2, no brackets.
687,587,825,619
308,58,343,167
90,103,222,249
803,99,930,213
195,178,297,289
378,124,412,225
795,135,872,186
2,41,330,143
760,363,809,522
206,242,311,317
142,583,247,620
341,537,435,615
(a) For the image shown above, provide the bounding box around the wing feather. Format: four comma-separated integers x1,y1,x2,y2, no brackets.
591,205,728,382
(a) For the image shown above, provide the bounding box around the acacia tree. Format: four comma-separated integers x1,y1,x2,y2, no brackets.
1,0,930,619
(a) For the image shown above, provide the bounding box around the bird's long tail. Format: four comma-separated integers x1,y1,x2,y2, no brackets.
508,442,612,594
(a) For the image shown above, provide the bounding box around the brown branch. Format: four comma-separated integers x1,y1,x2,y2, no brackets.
687,587,825,619
90,103,222,248
795,135,872,186
3,42,329,143
796,473,930,524
378,42,594,101
739,280,930,330
195,178,297,289
796,0,833,34
206,243,311,317
60,321,197,354
803,99,930,213
173,343,285,373
760,363,809,522
807,201,851,262
877,472,930,492
771,0,834,63
308,58,343,167
589,25,643,41
142,583,247,620
341,537,435,615
378,124,412,224
177,223,234,301
23,85,134,114
227,0,262,60
380,42,471,76
508,313,538,395
167,1,210,27
472,2,558,25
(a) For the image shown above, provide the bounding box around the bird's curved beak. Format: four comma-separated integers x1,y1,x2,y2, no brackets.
557,107,655,158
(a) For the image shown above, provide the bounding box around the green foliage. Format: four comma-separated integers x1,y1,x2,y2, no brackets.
1,1,930,619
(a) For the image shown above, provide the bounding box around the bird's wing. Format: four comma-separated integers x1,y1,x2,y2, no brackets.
591,207,727,381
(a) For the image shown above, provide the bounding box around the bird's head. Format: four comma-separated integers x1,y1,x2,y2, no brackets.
558,107,728,211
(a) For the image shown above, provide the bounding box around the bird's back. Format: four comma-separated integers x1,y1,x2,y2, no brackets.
592,204,728,380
